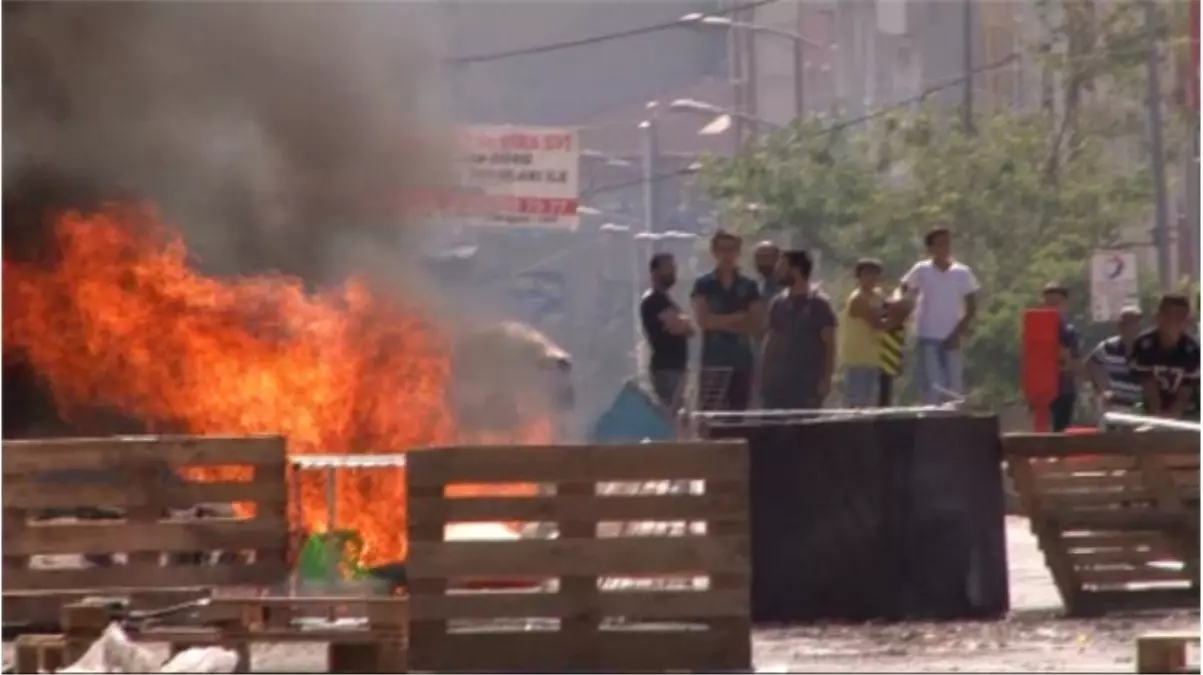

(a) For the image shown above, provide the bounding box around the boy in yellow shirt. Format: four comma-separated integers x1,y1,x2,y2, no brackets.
841,258,887,407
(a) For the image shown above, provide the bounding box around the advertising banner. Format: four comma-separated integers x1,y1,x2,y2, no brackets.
419,125,580,231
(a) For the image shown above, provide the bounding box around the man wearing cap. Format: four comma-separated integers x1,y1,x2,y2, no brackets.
1086,305,1145,417
1041,282,1081,431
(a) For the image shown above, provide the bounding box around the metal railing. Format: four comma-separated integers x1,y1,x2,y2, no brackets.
1102,411,1202,433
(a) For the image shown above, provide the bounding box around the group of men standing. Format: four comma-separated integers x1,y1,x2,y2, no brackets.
639,223,1200,426
1043,283,1199,429
638,225,981,413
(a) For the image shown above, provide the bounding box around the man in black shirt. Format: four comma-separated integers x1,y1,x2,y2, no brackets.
640,253,694,409
1129,293,1200,419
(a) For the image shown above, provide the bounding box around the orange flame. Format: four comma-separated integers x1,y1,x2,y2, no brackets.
3,204,546,563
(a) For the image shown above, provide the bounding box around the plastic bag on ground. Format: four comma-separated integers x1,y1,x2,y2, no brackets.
55,621,237,673
159,647,238,673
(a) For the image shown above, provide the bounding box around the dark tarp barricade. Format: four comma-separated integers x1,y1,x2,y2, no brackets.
704,413,1009,623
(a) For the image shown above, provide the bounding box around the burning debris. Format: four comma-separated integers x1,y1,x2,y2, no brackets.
2,3,566,566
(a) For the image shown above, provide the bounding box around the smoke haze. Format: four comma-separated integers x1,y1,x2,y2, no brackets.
3,1,450,284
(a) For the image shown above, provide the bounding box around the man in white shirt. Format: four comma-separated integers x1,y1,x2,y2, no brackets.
898,226,980,404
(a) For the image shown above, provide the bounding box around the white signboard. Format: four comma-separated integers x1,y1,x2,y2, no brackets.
1090,250,1139,322
448,125,580,231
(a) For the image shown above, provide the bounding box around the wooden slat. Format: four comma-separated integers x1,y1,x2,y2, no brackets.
1007,459,1083,608
4,516,290,556
410,629,748,673
1003,431,1199,458
1036,473,1148,492
3,559,287,591
1062,532,1180,550
408,492,748,525
3,473,287,510
1,436,287,473
409,589,747,621
406,442,748,486
1077,566,1194,585
407,537,749,578
1051,510,1197,530
1041,490,1158,507
1031,457,1140,474
2,588,209,626
133,627,395,644
1079,588,1200,614
1071,549,1191,566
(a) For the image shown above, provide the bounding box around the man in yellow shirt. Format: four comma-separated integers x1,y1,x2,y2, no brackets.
841,258,887,407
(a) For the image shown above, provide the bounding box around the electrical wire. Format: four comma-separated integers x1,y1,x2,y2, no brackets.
580,52,1023,198
447,0,781,65
580,34,1194,198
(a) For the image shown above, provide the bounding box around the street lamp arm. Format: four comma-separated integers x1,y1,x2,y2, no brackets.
667,99,784,130
679,13,823,48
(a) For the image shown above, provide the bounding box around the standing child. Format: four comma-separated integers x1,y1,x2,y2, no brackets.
840,258,887,407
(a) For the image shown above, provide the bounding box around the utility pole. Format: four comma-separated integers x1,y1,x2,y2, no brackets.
639,110,660,237
728,2,745,153
962,0,975,134
793,31,805,120
1142,0,1172,290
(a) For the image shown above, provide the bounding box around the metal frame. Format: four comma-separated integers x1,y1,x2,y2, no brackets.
686,403,963,436
1102,411,1202,433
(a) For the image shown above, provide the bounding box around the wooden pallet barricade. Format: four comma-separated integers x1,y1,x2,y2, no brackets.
2,435,291,625
1137,632,1201,674
12,596,409,674
405,441,752,673
1003,431,1200,616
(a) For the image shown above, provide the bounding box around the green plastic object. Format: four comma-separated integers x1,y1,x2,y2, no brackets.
297,530,367,582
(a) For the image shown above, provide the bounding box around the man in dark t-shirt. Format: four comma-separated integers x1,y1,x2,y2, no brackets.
1129,293,1200,419
640,253,693,409
761,249,837,409
691,230,763,411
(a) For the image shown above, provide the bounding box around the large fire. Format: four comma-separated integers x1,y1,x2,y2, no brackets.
3,204,547,564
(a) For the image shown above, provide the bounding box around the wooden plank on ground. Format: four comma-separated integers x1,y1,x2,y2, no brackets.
2,588,210,626
1,436,287,473
406,442,748,486
4,516,289,556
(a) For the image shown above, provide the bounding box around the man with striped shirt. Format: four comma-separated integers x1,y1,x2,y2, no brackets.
1086,306,1144,412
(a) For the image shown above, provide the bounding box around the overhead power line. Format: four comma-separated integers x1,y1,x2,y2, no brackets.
448,0,780,65
581,52,1024,198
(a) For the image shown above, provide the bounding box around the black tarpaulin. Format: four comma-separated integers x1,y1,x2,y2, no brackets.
705,413,1009,623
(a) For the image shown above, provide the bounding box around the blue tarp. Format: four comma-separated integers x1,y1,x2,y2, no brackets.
587,379,675,443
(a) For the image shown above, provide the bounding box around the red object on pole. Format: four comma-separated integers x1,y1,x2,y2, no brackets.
1023,309,1062,432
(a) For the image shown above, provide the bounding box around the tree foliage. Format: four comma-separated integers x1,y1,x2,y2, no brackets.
697,0,1192,408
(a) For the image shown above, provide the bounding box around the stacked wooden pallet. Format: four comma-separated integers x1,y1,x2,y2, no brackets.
2,435,292,627
1004,431,1199,616
405,440,752,673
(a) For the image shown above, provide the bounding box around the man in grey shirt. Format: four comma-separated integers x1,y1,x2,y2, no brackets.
761,249,838,409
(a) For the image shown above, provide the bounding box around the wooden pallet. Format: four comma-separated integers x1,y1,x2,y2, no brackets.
405,441,752,673
1136,632,1200,674
2,435,291,625
1004,431,1200,616
11,596,410,674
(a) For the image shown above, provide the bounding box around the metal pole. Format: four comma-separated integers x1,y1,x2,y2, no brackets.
641,118,659,235
1188,129,1200,281
793,21,805,120
728,1,745,153
1143,0,1172,290
962,0,975,134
